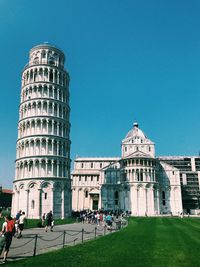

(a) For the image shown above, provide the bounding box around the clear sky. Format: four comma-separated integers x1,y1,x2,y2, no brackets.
0,0,200,188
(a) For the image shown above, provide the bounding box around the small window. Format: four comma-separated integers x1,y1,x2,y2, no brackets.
91,176,93,182
162,191,166,206
85,176,87,182
85,191,88,198
100,163,102,168
125,147,127,152
44,193,47,200
140,172,143,181
33,57,39,64
42,51,46,58
31,200,35,209
172,171,175,175
115,191,119,199
97,176,99,182
81,163,84,168
79,176,81,182
149,147,151,152
91,163,93,168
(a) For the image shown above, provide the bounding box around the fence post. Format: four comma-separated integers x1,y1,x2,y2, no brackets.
104,225,106,236
33,234,38,257
63,230,66,248
82,229,84,243
94,227,97,239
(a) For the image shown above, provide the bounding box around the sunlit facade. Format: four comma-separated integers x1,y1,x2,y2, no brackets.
72,123,200,216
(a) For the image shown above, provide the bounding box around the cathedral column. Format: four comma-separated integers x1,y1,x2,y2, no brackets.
130,185,137,216
53,69,55,83
26,189,30,218
48,68,50,81
98,188,102,209
149,188,155,215
136,188,139,215
45,161,48,177
77,189,80,210
145,188,148,215
143,187,147,215
51,188,54,213
38,189,41,219
57,162,59,177
156,189,160,215
61,187,65,219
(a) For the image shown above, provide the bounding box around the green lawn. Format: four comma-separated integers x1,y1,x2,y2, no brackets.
0,217,75,229
5,217,200,267
24,217,76,228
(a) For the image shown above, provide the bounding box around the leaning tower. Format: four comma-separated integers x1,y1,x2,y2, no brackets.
11,43,71,219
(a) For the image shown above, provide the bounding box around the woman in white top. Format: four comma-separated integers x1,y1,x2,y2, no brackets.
17,212,26,238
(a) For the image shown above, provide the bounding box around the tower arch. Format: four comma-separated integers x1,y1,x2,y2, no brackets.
12,43,71,219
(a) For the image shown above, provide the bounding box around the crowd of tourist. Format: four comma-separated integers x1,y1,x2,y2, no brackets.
72,209,129,228
0,209,55,263
0,210,26,264
0,209,127,263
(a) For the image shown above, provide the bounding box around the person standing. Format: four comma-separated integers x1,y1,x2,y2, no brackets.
0,216,15,263
0,219,7,255
42,213,45,227
17,212,26,239
45,211,53,232
15,210,22,236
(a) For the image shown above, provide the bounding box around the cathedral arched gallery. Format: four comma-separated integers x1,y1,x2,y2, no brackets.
72,123,200,216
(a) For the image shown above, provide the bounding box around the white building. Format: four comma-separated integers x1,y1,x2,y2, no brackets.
72,122,197,216
12,43,71,219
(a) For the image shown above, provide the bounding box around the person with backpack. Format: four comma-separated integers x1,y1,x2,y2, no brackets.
45,211,53,232
0,215,15,263
0,219,7,256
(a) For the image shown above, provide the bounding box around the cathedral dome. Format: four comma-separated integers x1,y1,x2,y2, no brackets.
125,122,147,139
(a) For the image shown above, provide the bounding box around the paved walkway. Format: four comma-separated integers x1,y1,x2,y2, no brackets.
6,222,116,261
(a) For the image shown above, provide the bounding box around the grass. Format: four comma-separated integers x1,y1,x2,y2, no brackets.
0,217,75,229
5,217,200,267
24,217,76,228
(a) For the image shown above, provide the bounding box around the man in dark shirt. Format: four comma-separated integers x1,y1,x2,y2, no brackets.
45,211,53,232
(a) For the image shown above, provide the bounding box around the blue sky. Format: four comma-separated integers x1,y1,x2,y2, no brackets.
0,0,200,188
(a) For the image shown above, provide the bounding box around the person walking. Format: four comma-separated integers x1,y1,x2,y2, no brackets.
17,212,26,239
45,211,53,232
0,216,15,263
15,210,22,237
0,219,7,256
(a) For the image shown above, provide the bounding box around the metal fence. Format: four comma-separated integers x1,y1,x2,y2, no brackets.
8,219,128,260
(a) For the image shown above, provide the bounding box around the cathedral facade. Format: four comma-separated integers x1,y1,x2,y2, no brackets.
72,123,200,216
11,44,71,219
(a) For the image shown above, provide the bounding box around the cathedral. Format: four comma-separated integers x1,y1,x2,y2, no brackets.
72,123,200,216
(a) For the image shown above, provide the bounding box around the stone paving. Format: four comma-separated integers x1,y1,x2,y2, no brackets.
6,222,116,261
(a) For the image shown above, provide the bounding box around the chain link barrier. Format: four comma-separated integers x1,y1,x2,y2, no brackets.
8,218,128,260
10,237,35,249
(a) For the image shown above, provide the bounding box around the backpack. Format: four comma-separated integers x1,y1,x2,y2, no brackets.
7,220,16,236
